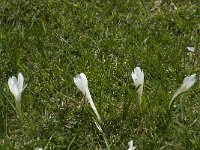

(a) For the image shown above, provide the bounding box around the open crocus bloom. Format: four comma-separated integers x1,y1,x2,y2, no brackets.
132,67,144,106
169,74,196,110
128,140,136,150
74,73,101,122
8,73,25,101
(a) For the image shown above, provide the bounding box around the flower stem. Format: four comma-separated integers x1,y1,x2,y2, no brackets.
15,100,23,122
138,95,145,113
168,90,181,111
86,91,102,122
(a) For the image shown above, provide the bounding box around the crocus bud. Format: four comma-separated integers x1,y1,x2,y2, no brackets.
8,73,25,102
74,73,101,122
131,67,144,106
128,140,136,150
169,74,196,110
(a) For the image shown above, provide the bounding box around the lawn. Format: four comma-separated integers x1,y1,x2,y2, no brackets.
0,0,200,149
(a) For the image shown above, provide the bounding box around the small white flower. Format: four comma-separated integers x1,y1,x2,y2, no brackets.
8,72,26,121
8,73,25,101
35,148,43,150
169,74,196,110
74,73,88,96
132,67,144,88
173,74,196,99
131,67,144,105
74,73,101,122
187,46,195,52
179,74,196,92
128,140,136,150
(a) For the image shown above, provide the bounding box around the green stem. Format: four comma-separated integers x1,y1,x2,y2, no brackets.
138,95,144,113
168,91,180,111
15,100,23,123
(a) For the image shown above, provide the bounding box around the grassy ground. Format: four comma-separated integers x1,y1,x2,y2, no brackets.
0,0,200,149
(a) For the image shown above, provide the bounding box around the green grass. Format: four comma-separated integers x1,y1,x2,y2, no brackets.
0,0,200,149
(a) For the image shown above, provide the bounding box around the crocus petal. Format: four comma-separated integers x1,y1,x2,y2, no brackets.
8,77,13,92
35,148,43,150
131,72,137,80
135,67,144,83
187,47,195,52
182,74,196,91
8,76,18,96
18,73,24,93
14,86,21,101
79,73,88,87
132,67,144,88
74,73,88,95
128,140,136,150
8,76,17,90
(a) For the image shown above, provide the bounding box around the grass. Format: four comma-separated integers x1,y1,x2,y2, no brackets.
0,0,200,149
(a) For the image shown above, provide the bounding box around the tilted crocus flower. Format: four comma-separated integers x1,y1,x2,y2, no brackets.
186,46,195,52
169,74,196,110
131,67,144,106
74,73,101,122
128,140,136,150
8,73,26,121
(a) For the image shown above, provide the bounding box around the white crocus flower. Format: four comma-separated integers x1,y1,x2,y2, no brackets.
131,67,144,106
35,148,43,150
8,73,25,101
186,46,195,52
169,74,196,110
74,73,101,122
128,140,136,150
8,73,26,121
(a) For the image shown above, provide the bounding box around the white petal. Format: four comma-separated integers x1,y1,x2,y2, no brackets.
18,73,24,92
74,73,88,95
8,76,17,95
187,47,195,52
128,140,136,150
182,74,196,91
9,76,17,89
79,73,88,87
13,85,20,100
35,148,43,150
135,67,144,84
128,140,133,148
131,72,137,80
8,77,13,92
134,67,141,74
132,67,144,88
